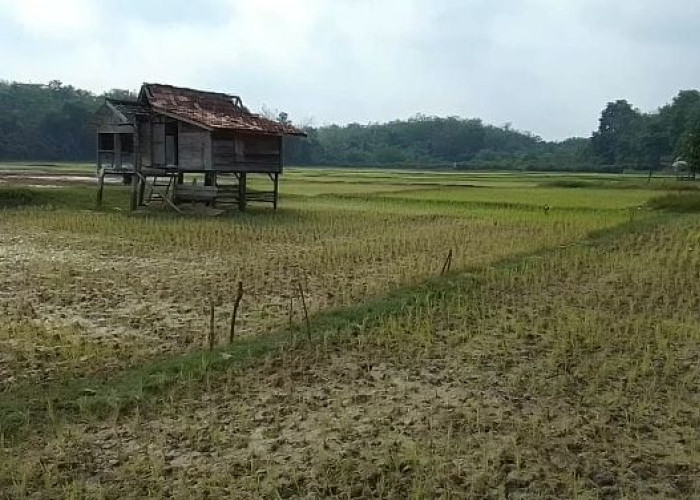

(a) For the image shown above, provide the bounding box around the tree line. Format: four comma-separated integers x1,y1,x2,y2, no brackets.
283,117,594,171
1,79,699,172
589,92,700,173
283,91,700,172
0,80,137,161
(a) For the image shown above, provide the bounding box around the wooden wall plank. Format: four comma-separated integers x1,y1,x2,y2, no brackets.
138,121,151,168
153,122,166,167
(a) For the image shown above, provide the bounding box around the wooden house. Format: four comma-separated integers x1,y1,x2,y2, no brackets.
94,83,305,211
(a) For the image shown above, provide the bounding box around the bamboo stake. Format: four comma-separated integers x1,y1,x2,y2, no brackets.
229,281,244,344
208,302,216,350
440,249,453,276
297,281,311,340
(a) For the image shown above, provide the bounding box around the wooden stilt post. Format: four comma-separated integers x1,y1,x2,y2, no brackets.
130,126,140,211
276,135,283,211
238,173,247,211
96,170,105,207
138,177,146,206
130,172,139,211
137,125,145,207
95,130,102,206
203,171,217,206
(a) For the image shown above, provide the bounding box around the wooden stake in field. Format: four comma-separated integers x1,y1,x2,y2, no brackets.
229,281,244,344
297,281,311,340
440,249,453,276
208,302,216,350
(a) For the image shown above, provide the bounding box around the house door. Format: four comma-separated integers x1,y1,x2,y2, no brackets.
165,121,178,166
165,136,177,166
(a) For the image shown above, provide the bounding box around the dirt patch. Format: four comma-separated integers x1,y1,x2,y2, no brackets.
0,170,121,186
3,217,700,497
0,204,624,390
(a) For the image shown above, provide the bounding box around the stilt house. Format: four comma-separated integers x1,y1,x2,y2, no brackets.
94,83,305,211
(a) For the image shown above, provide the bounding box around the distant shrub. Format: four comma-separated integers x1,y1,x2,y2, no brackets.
542,180,592,188
0,188,39,207
0,186,104,209
651,181,700,191
647,193,700,212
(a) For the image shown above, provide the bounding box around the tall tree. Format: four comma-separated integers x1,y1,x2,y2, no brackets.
591,100,642,166
663,90,700,153
678,121,700,176
637,116,668,170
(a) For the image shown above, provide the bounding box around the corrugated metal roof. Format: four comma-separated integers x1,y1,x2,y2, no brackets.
140,83,306,136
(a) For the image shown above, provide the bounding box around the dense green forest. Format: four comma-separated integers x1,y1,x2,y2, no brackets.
284,119,594,171
0,81,136,162
1,79,699,172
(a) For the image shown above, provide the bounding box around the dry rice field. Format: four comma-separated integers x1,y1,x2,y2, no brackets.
0,166,699,498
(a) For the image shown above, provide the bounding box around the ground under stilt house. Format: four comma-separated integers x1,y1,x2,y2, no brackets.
94,83,306,212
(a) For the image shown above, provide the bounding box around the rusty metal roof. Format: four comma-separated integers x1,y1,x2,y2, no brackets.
139,83,306,136
106,98,150,122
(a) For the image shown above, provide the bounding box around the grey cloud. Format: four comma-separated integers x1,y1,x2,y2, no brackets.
0,0,696,140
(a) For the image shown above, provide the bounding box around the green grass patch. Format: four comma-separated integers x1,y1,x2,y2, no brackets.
647,192,700,212
0,186,129,210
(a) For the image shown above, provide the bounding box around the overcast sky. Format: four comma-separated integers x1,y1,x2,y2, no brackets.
0,0,698,140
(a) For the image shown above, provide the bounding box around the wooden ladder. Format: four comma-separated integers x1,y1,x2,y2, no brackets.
147,175,175,203
214,173,240,208
137,172,182,213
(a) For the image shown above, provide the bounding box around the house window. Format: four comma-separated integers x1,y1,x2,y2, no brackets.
98,133,115,151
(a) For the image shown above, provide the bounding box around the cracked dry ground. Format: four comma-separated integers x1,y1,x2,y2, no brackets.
3,216,700,498
0,204,620,390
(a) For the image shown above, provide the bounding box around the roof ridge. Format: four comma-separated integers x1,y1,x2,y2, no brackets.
132,83,306,136
106,97,140,105
142,82,240,100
